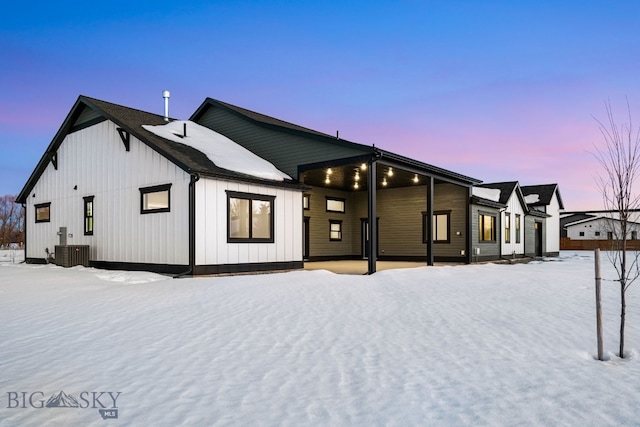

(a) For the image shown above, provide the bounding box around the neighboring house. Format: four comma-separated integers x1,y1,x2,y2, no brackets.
16,96,305,275
563,214,640,240
521,184,564,256
560,212,596,238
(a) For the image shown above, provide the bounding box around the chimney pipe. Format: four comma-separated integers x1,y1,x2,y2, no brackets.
162,90,170,121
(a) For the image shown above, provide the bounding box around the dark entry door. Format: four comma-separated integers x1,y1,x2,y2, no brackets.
303,217,310,260
534,222,543,257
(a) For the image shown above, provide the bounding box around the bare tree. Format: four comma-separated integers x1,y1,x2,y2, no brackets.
0,195,24,247
593,98,640,358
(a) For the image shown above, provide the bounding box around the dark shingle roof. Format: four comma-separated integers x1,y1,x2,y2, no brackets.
17,96,300,203
521,184,564,209
191,98,482,186
478,181,519,205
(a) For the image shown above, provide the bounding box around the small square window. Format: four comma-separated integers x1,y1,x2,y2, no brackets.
329,220,342,241
595,231,601,237
35,202,51,223
140,184,171,214
579,231,585,237
326,197,345,213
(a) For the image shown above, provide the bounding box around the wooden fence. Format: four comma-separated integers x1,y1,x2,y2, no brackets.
561,238,640,251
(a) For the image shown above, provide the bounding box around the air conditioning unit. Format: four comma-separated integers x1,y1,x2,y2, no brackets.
55,245,90,268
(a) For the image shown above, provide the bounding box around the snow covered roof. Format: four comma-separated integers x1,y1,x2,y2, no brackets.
521,184,564,209
18,96,301,203
142,120,290,182
524,194,540,204
472,187,501,202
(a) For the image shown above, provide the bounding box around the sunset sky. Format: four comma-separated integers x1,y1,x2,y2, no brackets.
2,0,640,210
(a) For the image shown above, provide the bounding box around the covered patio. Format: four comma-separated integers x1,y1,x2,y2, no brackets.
299,150,479,274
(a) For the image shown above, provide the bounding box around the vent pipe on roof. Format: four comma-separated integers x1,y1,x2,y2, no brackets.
162,90,170,121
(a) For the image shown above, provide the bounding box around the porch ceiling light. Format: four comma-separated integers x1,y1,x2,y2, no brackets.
325,175,330,184
360,163,367,170
326,168,333,175
388,167,393,177
354,182,359,189
413,174,419,183
382,177,388,186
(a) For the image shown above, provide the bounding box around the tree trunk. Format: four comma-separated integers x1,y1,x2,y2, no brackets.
620,279,626,357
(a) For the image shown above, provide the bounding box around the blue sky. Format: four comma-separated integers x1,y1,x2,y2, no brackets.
2,0,640,209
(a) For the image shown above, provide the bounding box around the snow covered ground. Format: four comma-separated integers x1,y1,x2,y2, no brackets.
1,251,640,426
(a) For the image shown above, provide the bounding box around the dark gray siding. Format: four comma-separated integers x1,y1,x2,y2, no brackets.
305,186,356,258
306,183,468,261
525,216,536,257
471,205,501,261
352,183,467,259
196,108,366,178
524,217,549,257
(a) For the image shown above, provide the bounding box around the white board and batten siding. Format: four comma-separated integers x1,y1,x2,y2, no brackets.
195,178,303,266
502,191,526,256
546,194,561,253
26,120,190,265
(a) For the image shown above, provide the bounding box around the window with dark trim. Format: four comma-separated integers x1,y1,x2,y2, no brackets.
303,194,310,210
515,214,521,243
607,231,613,240
595,231,601,237
227,191,275,243
326,197,345,213
329,219,343,241
84,196,94,236
478,212,496,242
140,184,171,214
633,231,638,240
35,202,51,223
422,211,451,243
505,213,511,243
579,231,585,237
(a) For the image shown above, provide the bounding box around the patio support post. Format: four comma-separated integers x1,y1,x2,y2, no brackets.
426,176,434,266
367,161,377,274
466,186,473,263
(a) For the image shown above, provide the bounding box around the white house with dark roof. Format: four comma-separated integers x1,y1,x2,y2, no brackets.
18,95,565,275
17,96,305,275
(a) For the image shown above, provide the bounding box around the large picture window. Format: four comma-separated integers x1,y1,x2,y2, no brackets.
84,196,94,236
422,211,451,243
35,202,51,223
479,213,496,242
140,184,171,214
227,191,275,243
